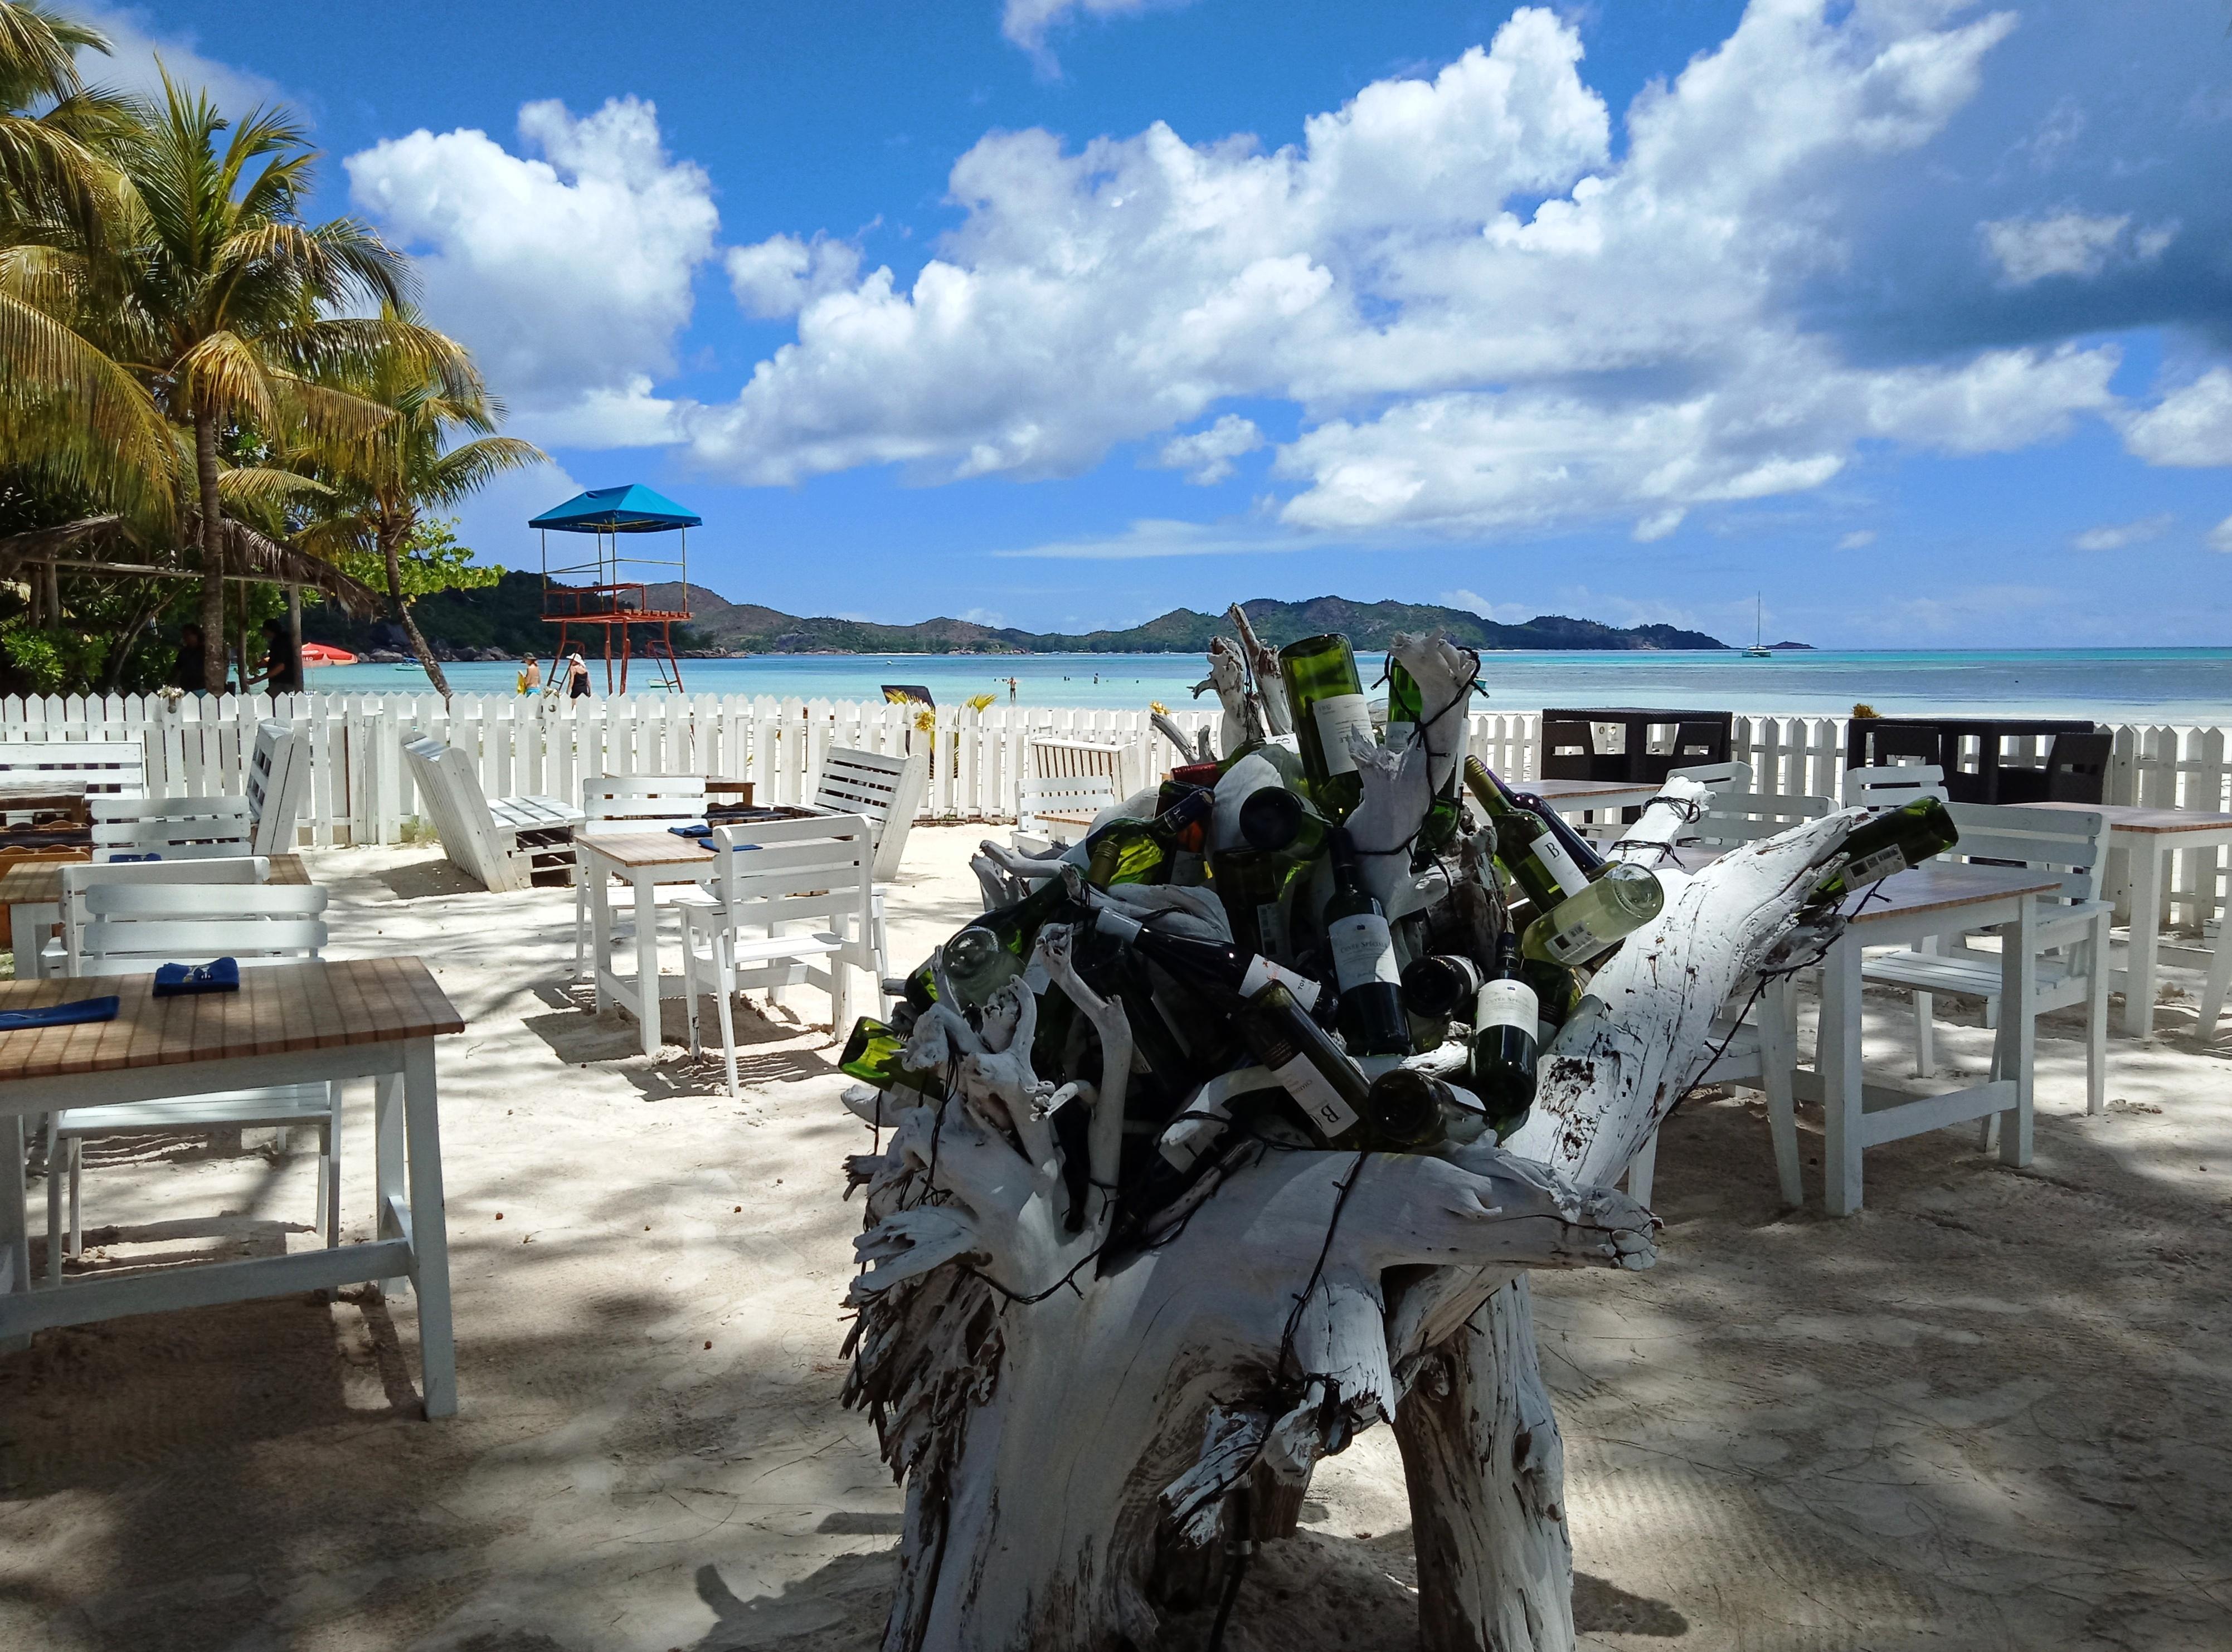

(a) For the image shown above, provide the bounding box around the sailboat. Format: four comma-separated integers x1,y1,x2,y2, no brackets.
1745,594,1773,658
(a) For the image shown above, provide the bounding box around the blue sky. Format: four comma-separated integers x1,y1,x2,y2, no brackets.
75,0,2232,647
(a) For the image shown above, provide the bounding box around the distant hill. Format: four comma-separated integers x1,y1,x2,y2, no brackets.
308,578,1733,658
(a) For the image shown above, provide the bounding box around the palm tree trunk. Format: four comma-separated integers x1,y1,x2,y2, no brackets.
380,525,451,699
194,411,227,693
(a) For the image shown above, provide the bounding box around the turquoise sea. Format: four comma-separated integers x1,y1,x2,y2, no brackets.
307,647,2232,724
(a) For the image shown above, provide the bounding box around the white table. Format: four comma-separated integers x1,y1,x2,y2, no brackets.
2026,803,2232,1038
0,958,464,1416
581,833,718,1060
1792,861,2065,1216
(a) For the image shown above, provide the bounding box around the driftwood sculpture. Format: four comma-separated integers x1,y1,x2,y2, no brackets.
842,632,1867,1650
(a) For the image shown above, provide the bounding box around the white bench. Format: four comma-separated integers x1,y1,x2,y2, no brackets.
401,733,582,893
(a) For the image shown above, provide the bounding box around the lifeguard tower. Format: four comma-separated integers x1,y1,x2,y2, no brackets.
529,484,702,693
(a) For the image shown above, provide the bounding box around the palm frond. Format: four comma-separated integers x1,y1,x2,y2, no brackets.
0,288,176,525
425,436,547,504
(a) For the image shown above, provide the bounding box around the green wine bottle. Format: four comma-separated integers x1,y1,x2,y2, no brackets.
1082,787,1216,889
1209,847,1293,961
1277,633,1374,820
912,871,1081,1009
840,1016,944,1096
1522,861,1665,967
1238,785,1330,861
1385,660,1423,753
1234,982,1374,1146
1463,757,1591,908
1810,797,1959,903
1361,1066,1461,1151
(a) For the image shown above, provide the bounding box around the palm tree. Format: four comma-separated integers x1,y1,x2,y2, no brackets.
298,319,546,697
114,73,470,689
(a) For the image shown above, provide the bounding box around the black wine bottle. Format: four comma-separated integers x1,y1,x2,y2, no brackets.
1399,953,1486,1020
1467,933,1539,1134
1324,827,1411,1058
1093,906,1324,1014
1233,982,1373,1146
1238,786,1330,861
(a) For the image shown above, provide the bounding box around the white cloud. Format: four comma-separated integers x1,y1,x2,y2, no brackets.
682,4,2124,543
991,518,1297,559
346,98,719,447
1151,415,1263,484
1981,209,2175,285
2119,369,2232,467
1439,588,1530,622
957,606,1007,626
1836,529,1878,550
2070,513,2174,552
726,234,862,320
2210,516,2232,554
69,1,283,117
1001,0,1190,76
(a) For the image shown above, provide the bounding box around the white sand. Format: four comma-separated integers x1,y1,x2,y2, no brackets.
2,824,2228,1651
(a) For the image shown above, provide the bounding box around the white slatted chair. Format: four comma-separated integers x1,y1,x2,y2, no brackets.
401,733,581,894
1666,759,1753,797
1860,803,2113,1114
1623,980,1802,1208
571,775,709,978
246,719,313,855
90,795,254,862
0,738,145,811
677,813,886,1097
1016,773,1119,848
51,883,337,1279
45,854,268,978
1842,763,1948,808
813,745,927,882
1682,791,1834,851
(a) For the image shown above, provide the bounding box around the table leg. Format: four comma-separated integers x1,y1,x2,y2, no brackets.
1998,897,2036,1168
1,1116,28,1353
401,1038,456,1419
1761,976,1803,1207
2123,841,2163,1039
634,875,662,1059
1820,935,1866,1217
374,1069,409,1300
590,865,613,1012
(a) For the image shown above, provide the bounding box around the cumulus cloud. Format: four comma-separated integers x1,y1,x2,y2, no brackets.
991,518,1296,559
726,234,862,320
1982,209,2175,285
681,3,2134,544
1836,530,1878,550
2070,514,2173,552
2211,516,2232,554
1151,415,1263,484
346,98,719,446
1440,588,1530,622
69,1,283,117
2119,369,2232,467
1001,0,1190,76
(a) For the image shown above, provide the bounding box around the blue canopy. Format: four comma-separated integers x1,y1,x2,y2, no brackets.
529,484,701,534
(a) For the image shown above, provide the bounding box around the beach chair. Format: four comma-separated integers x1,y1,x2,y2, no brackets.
46,855,269,977
401,733,581,894
0,738,145,807
1842,763,1948,808
572,775,708,978
52,883,338,1276
246,719,314,854
813,745,928,883
90,795,254,862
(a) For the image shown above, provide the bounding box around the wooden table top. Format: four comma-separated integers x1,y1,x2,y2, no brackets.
0,852,309,907
1846,861,2064,925
577,832,717,871
2021,801,2232,835
0,957,463,1083
1530,778,1662,801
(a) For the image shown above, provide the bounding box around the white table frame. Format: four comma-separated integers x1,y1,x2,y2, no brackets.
582,837,716,1060
0,1032,457,1416
1792,869,2055,1216
2109,818,2232,1039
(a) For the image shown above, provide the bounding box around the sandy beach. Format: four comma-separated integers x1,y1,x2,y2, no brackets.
3,825,2229,1652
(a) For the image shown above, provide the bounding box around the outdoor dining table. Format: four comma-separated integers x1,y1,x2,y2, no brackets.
0,957,465,1416
2024,802,2232,1037
1,851,310,970
581,833,717,1060
1788,860,2065,1215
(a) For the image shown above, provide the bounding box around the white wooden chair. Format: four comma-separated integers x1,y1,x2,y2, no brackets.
1860,803,2113,1113
246,719,313,855
51,882,337,1278
571,775,708,977
45,854,269,977
1842,763,1948,808
1666,759,1753,797
1683,791,1834,851
401,733,581,894
1016,773,1119,847
813,745,927,883
1623,982,1802,1208
90,795,254,862
0,738,146,810
677,813,886,1097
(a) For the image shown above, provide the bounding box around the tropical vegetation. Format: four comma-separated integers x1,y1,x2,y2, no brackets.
0,0,540,696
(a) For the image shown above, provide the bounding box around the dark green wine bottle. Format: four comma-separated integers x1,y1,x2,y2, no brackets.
1209,847,1292,962
1277,633,1373,820
1325,827,1411,1058
1463,758,1591,909
1385,660,1424,752
1467,934,1539,1136
909,871,1079,1009
1810,797,1958,902
1238,786,1330,862
1234,982,1374,1146
840,1016,944,1096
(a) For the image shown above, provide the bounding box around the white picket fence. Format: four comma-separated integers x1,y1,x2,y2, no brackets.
1,692,2225,927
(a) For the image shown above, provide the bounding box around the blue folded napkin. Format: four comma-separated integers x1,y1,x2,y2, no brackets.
153,957,240,996
0,996,119,1032
668,823,712,839
108,852,163,863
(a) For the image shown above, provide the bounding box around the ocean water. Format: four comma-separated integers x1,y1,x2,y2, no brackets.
307,647,2232,723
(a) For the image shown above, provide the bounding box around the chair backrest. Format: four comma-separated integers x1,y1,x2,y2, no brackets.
581,774,707,836
1685,791,1833,849
703,812,877,960
401,733,512,891
1842,762,1947,807
90,794,254,862
60,856,267,972
1017,772,1119,836
0,738,145,800
814,746,927,882
2044,730,2111,803
1668,720,1731,765
81,881,328,967
1944,803,2107,905
1856,720,1943,771
1666,759,1753,801
246,719,313,854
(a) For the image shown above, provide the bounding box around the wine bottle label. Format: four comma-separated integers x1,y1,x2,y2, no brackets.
1842,845,1905,888
1532,829,1592,898
1254,901,1290,964
1095,909,1146,944
1474,977,1539,1034
1542,918,1602,966
1311,693,1373,776
1272,1051,1361,1135
1241,953,1321,1012
1327,913,1401,988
